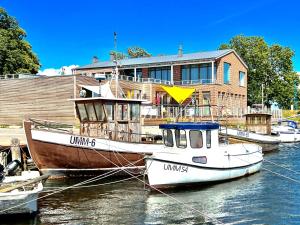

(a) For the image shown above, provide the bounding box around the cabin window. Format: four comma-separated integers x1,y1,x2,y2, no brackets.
105,104,114,120
77,103,88,121
163,129,173,147
94,103,105,121
117,104,128,121
130,104,140,121
206,130,211,148
189,130,203,148
175,130,187,148
85,103,97,121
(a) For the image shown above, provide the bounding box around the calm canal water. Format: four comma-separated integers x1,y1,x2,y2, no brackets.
3,143,300,225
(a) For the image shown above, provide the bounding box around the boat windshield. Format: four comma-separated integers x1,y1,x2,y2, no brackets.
175,129,187,148
163,129,173,147
189,130,203,148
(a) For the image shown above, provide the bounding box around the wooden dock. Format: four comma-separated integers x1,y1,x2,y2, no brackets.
0,128,27,148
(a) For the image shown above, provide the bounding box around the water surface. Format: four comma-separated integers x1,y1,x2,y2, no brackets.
3,143,300,225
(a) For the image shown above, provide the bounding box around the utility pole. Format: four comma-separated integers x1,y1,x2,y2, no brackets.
114,32,117,51
261,83,264,109
294,80,298,110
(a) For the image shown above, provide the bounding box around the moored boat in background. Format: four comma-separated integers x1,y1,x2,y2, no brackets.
271,119,300,143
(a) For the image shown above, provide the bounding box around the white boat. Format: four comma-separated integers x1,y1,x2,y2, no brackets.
145,122,263,188
271,119,300,143
0,171,45,216
219,112,280,152
220,127,280,152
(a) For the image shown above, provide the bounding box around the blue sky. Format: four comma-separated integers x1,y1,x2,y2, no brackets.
2,0,300,72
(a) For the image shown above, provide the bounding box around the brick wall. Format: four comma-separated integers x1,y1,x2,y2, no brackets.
142,68,148,78
173,65,181,82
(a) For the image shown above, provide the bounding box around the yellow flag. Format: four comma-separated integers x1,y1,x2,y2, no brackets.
161,85,195,104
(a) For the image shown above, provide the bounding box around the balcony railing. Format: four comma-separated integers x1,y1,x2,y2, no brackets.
106,74,217,85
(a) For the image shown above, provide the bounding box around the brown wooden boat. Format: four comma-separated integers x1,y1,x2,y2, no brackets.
24,97,162,178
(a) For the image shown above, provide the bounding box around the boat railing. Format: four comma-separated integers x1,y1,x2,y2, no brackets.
29,118,74,133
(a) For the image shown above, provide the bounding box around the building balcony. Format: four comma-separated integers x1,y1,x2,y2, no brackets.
106,74,218,86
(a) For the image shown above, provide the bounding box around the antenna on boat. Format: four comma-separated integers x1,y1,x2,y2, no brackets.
113,59,119,98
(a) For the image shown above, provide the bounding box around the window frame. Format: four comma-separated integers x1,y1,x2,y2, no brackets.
189,130,203,149
175,129,187,149
223,62,231,84
206,130,211,149
163,129,174,147
239,71,245,87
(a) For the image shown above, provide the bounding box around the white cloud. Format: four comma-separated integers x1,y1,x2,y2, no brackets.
38,65,79,76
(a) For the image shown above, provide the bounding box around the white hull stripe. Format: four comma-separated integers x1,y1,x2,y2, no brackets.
31,130,162,154
146,158,263,170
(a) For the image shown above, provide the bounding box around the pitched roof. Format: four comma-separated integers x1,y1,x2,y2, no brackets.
76,49,248,70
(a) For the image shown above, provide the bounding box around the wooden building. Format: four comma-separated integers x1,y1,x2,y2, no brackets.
0,75,98,125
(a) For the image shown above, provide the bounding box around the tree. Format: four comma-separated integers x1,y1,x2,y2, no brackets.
0,7,40,75
110,50,127,60
219,35,299,109
127,46,151,58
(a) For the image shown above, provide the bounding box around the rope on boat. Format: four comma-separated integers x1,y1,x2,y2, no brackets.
87,144,225,225
236,143,300,184
240,143,300,175
42,175,143,192
0,157,145,214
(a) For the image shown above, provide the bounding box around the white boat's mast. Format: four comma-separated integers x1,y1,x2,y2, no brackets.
113,60,119,98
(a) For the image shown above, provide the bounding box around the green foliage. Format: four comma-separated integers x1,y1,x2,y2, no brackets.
219,35,299,109
110,50,127,60
0,7,40,75
127,46,151,58
110,47,151,60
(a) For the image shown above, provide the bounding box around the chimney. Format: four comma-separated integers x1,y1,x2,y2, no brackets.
92,56,99,64
178,44,183,57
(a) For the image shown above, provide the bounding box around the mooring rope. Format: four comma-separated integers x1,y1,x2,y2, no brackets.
87,144,225,225
0,156,145,214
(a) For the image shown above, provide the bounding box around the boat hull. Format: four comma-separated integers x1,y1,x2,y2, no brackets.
146,159,262,188
24,121,160,178
220,128,280,152
0,189,40,215
0,171,43,216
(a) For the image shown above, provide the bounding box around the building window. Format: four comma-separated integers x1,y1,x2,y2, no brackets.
239,71,245,86
149,67,171,81
136,69,142,78
182,65,190,81
191,65,199,81
224,63,230,84
181,63,216,83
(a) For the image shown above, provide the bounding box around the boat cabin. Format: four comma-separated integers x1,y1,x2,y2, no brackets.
245,113,272,134
159,122,220,150
72,97,143,142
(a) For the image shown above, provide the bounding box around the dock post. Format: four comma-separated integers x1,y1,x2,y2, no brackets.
0,152,7,167
10,138,21,162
